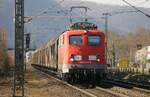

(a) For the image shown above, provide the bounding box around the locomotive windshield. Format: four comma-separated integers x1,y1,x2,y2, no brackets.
70,22,97,30
70,35,82,46
88,36,101,46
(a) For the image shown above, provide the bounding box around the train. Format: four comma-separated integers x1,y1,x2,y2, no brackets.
31,22,107,86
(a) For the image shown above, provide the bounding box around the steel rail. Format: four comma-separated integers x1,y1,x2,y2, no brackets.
32,65,97,97
103,80,150,94
32,64,132,97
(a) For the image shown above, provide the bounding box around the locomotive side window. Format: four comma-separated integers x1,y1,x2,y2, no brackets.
58,35,64,47
70,35,82,46
88,36,101,46
62,35,64,44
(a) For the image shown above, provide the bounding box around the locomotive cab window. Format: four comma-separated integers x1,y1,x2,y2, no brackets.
88,36,101,46
70,35,82,46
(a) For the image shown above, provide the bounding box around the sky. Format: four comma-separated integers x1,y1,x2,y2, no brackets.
1,0,150,48
81,0,150,8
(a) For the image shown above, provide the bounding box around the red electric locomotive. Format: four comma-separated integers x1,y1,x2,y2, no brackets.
32,22,107,86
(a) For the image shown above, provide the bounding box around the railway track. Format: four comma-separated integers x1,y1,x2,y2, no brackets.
84,87,129,97
32,64,130,97
100,80,150,97
103,79,150,92
116,79,150,89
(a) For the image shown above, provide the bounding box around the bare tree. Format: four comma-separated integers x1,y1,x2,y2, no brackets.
0,28,9,76
108,28,150,63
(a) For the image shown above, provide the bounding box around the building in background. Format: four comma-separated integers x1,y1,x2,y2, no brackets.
0,28,7,72
135,46,150,69
0,28,15,71
0,28,7,60
0,28,6,47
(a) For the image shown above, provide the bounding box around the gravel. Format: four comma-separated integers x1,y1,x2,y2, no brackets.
0,66,90,97
110,86,150,97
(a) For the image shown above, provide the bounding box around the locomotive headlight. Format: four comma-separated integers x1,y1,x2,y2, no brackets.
97,59,100,62
70,58,74,61
96,55,100,62
70,54,74,61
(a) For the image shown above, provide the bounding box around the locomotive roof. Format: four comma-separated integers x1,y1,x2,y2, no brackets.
70,22,97,30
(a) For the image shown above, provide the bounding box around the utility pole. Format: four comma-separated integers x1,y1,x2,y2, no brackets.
102,10,139,65
102,13,111,64
112,43,116,67
13,0,24,97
